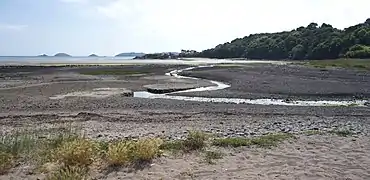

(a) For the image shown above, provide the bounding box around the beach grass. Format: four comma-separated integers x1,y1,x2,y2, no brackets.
213,133,294,148
0,128,300,178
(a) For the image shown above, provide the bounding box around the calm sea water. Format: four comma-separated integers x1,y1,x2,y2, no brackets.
0,56,136,65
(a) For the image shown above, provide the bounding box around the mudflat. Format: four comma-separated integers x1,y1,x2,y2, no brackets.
1,62,370,179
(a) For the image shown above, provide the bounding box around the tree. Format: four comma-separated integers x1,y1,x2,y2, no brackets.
194,19,370,60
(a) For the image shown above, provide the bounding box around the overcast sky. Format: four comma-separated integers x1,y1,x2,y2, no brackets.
0,0,369,56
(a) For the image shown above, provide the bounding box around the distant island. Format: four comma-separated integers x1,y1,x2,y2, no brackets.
38,54,48,57
54,53,71,57
88,54,98,57
115,52,145,57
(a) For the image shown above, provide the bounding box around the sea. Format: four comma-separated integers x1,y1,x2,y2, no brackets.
0,56,136,65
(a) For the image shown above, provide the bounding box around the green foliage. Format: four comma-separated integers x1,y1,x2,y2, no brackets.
213,133,294,148
160,131,208,152
344,45,370,58
196,19,370,60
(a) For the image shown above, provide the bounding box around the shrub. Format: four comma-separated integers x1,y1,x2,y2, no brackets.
54,139,98,166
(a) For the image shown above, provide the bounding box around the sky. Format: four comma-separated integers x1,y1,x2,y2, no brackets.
0,0,369,56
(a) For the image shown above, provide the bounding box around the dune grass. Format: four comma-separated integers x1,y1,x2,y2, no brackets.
306,59,370,70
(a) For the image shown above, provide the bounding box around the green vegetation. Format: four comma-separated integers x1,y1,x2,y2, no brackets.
80,69,149,75
212,137,252,148
0,129,300,178
307,59,370,70
213,133,294,148
180,19,370,60
160,131,208,152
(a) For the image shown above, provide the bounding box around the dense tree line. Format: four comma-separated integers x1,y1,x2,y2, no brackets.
191,19,370,60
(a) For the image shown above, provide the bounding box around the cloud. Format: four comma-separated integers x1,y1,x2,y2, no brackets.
0,24,28,31
61,0,370,52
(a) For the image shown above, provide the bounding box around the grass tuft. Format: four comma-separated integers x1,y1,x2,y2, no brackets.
0,132,38,157
182,131,208,152
107,138,163,167
46,166,88,180
54,138,99,167
251,133,294,148
160,131,208,152
213,133,294,148
106,141,133,166
131,138,163,162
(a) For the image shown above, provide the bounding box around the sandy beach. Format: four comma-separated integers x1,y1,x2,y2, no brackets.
1,62,370,179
